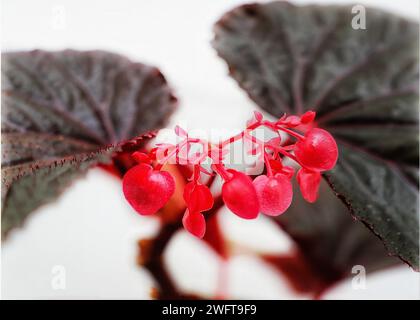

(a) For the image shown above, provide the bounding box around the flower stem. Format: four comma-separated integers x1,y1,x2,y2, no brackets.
264,152,273,177
211,163,232,181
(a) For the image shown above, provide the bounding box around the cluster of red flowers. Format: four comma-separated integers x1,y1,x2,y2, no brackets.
122,111,338,238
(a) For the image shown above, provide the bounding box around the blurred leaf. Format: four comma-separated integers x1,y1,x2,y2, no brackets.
213,2,419,268
1,50,177,237
264,180,400,296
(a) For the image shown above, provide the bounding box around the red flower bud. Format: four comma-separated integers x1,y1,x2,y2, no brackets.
132,151,152,164
294,128,338,171
182,209,206,238
122,164,175,215
222,169,260,219
253,174,293,216
183,182,214,213
297,168,321,203
300,110,316,124
283,115,301,127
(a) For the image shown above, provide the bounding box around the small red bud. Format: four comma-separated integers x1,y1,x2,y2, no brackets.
253,174,293,216
297,168,321,203
294,128,338,171
183,182,214,213
132,151,151,164
283,115,301,127
182,209,206,238
122,164,175,215
222,170,260,219
175,125,188,137
300,110,316,124
254,111,263,122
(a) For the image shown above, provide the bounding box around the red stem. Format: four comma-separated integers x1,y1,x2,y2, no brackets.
274,125,305,140
264,152,273,177
211,163,232,181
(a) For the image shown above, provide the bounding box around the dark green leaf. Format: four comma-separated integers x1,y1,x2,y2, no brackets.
1,50,177,237
213,2,419,269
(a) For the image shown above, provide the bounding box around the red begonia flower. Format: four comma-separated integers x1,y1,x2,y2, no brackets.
294,128,338,171
121,111,338,238
297,168,321,203
253,173,293,216
183,182,214,213
182,209,206,238
122,163,175,215
222,169,260,219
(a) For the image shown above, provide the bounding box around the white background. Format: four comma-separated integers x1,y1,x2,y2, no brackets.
1,0,419,299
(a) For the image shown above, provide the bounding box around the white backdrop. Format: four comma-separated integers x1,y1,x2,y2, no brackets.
1,0,419,299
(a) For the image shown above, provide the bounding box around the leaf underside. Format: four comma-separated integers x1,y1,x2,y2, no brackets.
1,50,177,237
213,2,419,269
